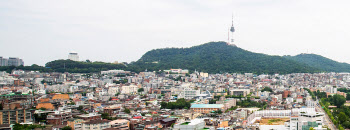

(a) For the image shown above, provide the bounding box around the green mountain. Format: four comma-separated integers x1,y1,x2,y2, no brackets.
10,42,348,74
45,59,127,73
130,42,319,74
284,54,350,72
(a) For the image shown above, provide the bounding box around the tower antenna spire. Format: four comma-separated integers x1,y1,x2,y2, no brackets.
229,13,236,46
232,13,234,26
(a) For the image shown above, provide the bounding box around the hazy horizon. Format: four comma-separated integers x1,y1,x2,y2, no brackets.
1,0,350,66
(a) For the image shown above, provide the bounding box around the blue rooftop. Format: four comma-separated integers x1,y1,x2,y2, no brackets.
191,104,224,108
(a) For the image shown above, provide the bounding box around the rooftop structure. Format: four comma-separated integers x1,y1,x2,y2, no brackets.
247,108,325,130
190,104,224,109
190,104,224,113
173,119,205,130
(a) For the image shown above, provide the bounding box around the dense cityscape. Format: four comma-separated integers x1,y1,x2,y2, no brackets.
2,1,350,130
0,52,349,130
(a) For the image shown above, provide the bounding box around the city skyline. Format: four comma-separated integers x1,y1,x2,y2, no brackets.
1,0,350,65
1,1,350,129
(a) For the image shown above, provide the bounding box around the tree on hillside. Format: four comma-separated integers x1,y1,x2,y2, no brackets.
101,113,109,119
132,42,319,74
338,112,348,124
343,121,350,129
138,88,144,93
261,87,273,92
62,126,72,130
124,108,130,113
160,98,193,109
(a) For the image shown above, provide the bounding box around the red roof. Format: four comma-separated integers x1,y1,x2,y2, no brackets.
133,116,142,119
262,79,272,82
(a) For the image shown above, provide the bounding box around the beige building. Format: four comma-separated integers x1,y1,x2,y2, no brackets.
82,119,110,130
110,119,129,130
230,89,250,96
121,84,139,94
67,118,84,130
190,104,224,113
0,109,32,124
216,98,237,110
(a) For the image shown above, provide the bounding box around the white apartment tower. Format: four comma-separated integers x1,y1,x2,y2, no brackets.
68,52,79,61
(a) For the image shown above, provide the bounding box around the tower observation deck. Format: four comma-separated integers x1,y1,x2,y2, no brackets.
228,15,236,46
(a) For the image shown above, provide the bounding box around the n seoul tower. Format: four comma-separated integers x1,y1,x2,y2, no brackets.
228,15,236,46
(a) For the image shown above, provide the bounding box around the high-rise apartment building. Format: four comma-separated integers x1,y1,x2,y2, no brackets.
0,109,33,124
68,52,79,61
0,57,22,66
8,57,23,66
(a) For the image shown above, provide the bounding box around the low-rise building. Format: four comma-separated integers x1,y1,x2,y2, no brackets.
67,118,84,130
77,113,101,121
190,104,224,113
110,119,129,130
178,88,200,100
173,119,205,130
82,119,111,130
0,109,32,124
230,89,250,96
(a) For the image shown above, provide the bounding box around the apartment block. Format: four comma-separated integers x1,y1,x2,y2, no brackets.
0,109,32,124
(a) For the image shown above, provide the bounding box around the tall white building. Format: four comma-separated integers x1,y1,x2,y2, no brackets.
108,87,119,96
8,57,24,66
1,58,8,66
325,85,337,93
0,57,4,66
121,84,138,94
0,57,23,66
178,88,200,99
68,52,79,61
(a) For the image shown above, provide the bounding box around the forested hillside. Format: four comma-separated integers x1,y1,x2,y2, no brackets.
130,42,319,74
284,54,350,72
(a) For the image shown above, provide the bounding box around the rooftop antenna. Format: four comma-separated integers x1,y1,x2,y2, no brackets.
232,14,234,27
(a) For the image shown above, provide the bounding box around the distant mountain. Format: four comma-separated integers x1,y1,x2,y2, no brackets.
45,59,127,73
284,54,350,72
130,42,319,74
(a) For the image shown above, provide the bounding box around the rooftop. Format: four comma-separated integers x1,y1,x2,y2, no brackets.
257,118,289,125
84,119,110,125
191,104,224,109
110,119,129,124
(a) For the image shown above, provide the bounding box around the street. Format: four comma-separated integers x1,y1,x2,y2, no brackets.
314,101,337,130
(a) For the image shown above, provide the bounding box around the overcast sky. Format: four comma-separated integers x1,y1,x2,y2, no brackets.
1,0,350,66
